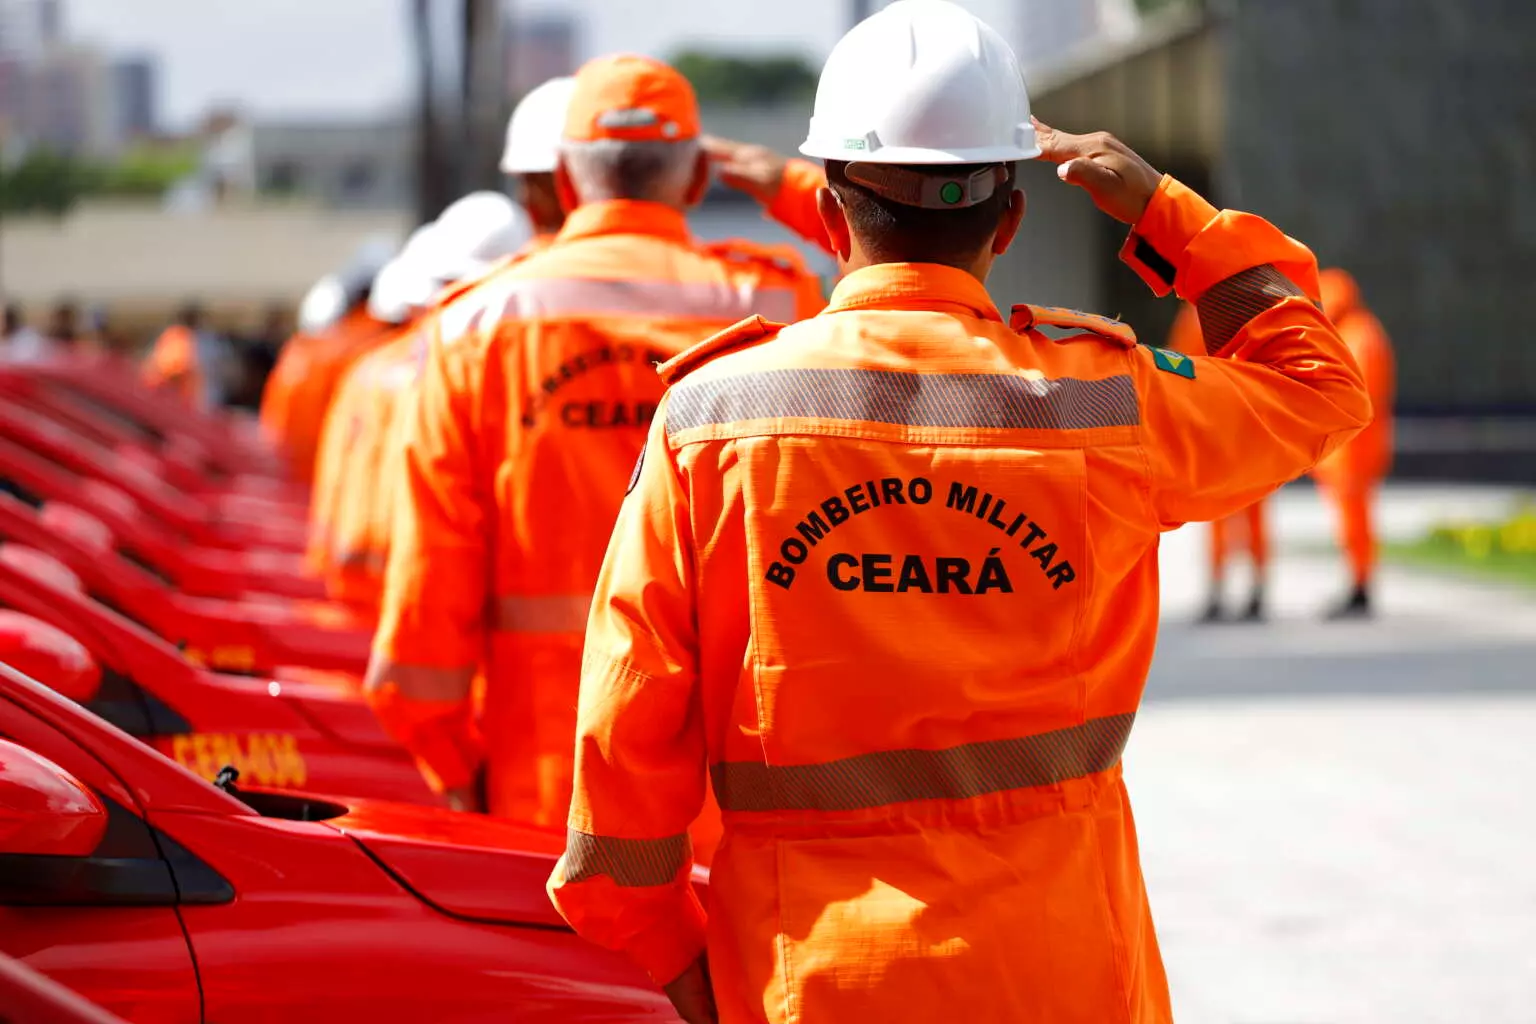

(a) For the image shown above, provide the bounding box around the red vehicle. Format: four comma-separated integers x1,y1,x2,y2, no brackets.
0,386,306,553
0,952,127,1024
0,544,429,805
0,429,325,601
14,354,295,490
0,489,371,675
0,662,681,1022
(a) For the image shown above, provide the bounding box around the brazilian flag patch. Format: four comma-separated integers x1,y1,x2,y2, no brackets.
1150,347,1196,379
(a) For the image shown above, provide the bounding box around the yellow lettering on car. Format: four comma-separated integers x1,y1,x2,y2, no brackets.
210,646,257,672
169,732,308,789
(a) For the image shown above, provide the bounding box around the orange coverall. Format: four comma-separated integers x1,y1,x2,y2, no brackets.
546,176,1371,1021
260,306,394,483
306,249,548,611
306,326,425,611
140,325,205,408
1168,302,1271,587
366,200,824,831
1312,268,1395,586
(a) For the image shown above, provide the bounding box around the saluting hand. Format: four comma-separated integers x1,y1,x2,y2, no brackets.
702,135,788,206
1031,118,1164,225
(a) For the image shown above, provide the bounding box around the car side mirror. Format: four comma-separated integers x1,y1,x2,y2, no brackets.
0,739,107,857
0,610,102,704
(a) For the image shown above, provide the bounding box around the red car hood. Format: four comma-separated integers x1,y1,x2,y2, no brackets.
329,802,570,928
328,801,709,931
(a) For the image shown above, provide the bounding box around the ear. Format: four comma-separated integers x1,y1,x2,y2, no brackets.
554,158,581,213
991,189,1027,256
684,147,712,207
816,186,853,262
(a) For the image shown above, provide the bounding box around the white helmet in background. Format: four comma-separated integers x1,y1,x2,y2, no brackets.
296,274,349,333
367,193,531,323
500,76,577,174
800,0,1038,166
418,191,532,286
366,225,440,324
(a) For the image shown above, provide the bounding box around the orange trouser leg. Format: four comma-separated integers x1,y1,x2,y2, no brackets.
1328,483,1376,586
1245,500,1270,572
1208,515,1231,579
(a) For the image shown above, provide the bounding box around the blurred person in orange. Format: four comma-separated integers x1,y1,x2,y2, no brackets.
260,264,396,483
308,194,533,614
364,54,823,854
142,303,229,409
307,77,575,607
543,4,1370,1022
1313,267,1395,619
1168,302,1270,622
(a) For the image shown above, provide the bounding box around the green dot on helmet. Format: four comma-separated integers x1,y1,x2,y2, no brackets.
940,181,964,205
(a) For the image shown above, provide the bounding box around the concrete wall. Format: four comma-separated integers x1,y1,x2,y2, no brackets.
1218,0,1536,413
0,200,409,326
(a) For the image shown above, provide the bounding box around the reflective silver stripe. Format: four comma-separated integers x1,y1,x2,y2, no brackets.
1196,263,1306,353
666,368,1140,436
364,662,475,701
490,276,798,324
710,713,1135,813
561,829,692,887
493,594,591,634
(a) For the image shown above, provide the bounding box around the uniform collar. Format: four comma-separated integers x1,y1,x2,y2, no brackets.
824,263,1003,322
556,200,693,246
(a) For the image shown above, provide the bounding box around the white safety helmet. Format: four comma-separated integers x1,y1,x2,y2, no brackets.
366,225,440,324
423,191,532,283
296,274,349,333
500,76,577,174
367,193,532,323
800,0,1038,167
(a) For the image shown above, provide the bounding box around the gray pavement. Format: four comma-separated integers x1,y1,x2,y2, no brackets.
1132,482,1536,1024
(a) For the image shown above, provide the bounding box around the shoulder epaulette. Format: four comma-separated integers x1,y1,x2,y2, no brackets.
659,315,782,386
702,238,809,277
1010,304,1138,348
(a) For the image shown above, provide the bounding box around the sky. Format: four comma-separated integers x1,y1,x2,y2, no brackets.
63,0,1017,128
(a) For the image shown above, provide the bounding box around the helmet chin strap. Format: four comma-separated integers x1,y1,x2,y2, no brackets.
845,163,1008,209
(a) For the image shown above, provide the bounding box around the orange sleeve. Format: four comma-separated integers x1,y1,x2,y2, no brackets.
1123,176,1372,527
365,309,493,792
766,158,832,255
546,403,708,987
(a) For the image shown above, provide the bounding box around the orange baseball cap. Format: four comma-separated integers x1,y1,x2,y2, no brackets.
563,54,701,143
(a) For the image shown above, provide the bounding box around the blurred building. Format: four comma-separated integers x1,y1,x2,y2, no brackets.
998,0,1536,481
0,0,58,59
1015,0,1139,70
504,11,578,98
111,55,157,139
0,0,158,156
183,115,414,211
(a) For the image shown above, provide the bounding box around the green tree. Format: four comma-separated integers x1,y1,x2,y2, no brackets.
671,50,818,107
0,148,86,216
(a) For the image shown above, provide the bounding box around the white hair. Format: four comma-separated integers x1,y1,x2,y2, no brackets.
558,138,701,203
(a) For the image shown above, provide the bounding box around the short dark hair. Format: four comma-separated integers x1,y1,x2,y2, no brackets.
826,159,1017,267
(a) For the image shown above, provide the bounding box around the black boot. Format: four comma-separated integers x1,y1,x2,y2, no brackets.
1196,594,1224,624
1240,587,1266,622
1324,584,1372,621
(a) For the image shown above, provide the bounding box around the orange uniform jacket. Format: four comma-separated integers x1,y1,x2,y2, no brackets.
260,307,394,482
546,177,1372,1022
367,201,824,826
1312,268,1395,488
141,325,204,408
